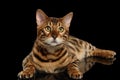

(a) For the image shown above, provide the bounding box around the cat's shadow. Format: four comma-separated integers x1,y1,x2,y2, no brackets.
18,57,116,80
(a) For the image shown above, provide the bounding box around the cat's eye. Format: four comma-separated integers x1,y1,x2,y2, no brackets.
45,26,51,32
58,27,64,32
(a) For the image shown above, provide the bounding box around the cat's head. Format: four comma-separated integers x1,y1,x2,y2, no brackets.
36,9,73,46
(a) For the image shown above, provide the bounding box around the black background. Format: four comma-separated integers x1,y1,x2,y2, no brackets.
16,0,120,80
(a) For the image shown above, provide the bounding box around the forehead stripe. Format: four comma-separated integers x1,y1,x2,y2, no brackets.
51,18,58,25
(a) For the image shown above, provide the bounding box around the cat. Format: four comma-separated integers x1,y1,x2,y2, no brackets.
17,9,116,79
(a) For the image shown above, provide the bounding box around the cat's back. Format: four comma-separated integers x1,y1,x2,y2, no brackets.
67,35,93,49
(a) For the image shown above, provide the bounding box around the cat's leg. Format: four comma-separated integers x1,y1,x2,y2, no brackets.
67,60,83,79
92,48,116,58
86,57,116,65
18,55,36,79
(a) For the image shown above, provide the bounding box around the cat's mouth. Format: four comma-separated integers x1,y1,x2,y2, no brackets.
44,38,63,46
51,40,57,43
49,40,60,46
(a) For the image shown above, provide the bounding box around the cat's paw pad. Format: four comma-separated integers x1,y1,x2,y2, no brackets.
68,70,83,79
18,69,35,79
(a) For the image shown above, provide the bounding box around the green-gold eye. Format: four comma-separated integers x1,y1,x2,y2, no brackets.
45,26,51,32
58,27,64,32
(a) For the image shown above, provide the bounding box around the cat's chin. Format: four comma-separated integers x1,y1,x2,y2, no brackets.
44,39,63,46
44,42,62,47
49,42,61,46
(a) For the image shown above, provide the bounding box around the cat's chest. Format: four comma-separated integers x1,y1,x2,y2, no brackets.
34,54,74,73
39,62,66,73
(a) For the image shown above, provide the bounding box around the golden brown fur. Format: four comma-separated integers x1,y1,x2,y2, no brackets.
18,9,116,79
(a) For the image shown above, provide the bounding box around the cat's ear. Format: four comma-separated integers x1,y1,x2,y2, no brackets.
36,9,48,27
62,12,73,28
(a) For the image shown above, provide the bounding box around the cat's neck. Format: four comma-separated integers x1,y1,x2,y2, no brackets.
45,45,63,54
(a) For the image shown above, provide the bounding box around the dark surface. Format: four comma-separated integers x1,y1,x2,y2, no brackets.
16,0,120,80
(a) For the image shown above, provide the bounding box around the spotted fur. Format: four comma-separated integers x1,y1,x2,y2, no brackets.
18,9,116,79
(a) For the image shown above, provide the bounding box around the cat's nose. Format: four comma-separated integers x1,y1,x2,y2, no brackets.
52,34,57,39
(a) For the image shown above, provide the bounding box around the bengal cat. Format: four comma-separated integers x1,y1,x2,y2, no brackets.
18,9,116,79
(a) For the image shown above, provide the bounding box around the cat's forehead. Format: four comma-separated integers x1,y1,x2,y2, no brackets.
48,17,62,25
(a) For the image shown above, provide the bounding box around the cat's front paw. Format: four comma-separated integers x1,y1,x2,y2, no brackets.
18,67,35,79
18,70,34,79
68,69,83,79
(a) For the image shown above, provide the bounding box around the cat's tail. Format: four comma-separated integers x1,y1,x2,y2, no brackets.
91,48,116,59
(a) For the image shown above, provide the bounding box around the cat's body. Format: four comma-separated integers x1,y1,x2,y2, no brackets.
18,9,116,79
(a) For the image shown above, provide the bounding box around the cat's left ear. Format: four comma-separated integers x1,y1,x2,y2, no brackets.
62,12,73,28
